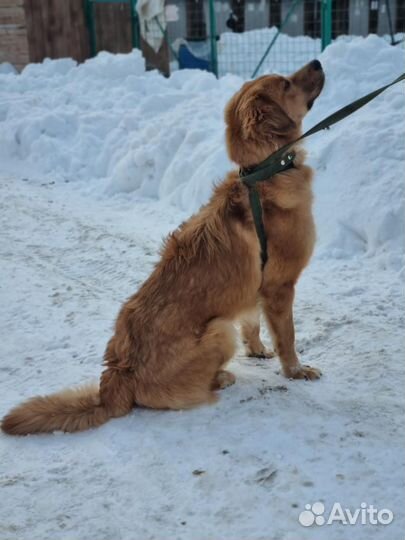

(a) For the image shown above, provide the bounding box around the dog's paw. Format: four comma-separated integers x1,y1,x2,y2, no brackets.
212,370,236,390
285,364,322,380
245,343,275,359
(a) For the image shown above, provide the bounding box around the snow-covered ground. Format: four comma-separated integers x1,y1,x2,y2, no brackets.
0,35,404,539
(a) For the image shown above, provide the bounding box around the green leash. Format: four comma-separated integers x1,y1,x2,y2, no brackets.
239,72,405,268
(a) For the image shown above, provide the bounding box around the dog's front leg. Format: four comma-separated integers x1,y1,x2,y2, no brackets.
261,280,321,380
240,306,275,359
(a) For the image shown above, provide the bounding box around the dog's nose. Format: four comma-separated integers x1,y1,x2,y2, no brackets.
310,59,322,71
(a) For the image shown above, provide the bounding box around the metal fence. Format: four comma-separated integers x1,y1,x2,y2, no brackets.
160,0,404,78
82,0,404,78
5,0,402,74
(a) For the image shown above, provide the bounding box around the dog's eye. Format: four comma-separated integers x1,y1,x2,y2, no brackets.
283,79,291,91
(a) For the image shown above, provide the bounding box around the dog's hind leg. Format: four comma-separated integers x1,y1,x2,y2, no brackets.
136,318,237,410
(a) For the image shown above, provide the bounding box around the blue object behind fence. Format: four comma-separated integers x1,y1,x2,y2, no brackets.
178,44,211,72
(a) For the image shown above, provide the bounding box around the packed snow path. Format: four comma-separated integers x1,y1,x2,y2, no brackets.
0,176,403,540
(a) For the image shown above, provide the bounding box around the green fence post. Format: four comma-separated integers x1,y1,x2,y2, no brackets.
208,0,218,77
251,0,301,79
85,0,97,57
321,0,332,50
130,0,140,49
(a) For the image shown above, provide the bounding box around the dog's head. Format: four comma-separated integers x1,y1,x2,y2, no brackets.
225,60,325,168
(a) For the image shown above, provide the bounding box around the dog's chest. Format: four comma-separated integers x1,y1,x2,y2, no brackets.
264,205,316,263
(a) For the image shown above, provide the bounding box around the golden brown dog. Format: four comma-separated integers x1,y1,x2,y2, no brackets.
1,60,325,435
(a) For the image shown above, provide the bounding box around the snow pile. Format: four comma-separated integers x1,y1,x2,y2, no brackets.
0,62,17,75
0,50,241,209
0,36,404,267
304,36,405,268
218,27,321,78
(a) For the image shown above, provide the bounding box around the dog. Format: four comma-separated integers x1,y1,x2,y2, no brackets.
1,60,325,435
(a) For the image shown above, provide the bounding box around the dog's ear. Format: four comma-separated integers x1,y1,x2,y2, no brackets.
239,94,295,140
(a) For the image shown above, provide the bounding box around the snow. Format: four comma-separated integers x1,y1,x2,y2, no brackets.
0,62,17,75
306,35,405,269
0,35,404,539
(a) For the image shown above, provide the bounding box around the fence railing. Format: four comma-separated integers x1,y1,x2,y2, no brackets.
162,0,404,78
2,0,403,75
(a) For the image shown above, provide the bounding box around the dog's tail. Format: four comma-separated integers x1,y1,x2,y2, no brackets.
1,369,134,435
1,385,111,435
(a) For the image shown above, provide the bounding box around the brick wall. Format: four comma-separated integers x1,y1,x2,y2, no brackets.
0,0,29,70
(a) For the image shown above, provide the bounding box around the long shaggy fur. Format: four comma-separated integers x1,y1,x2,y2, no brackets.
2,61,325,435
1,385,110,435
